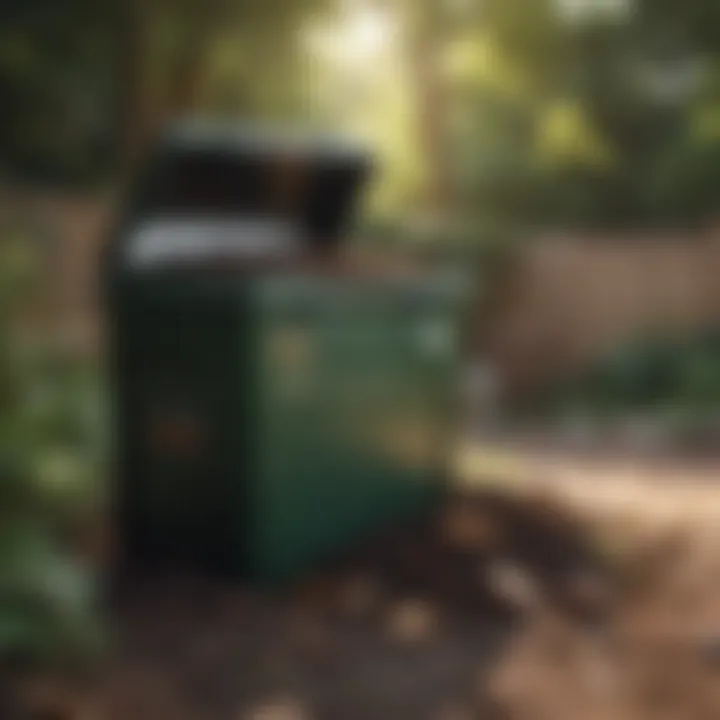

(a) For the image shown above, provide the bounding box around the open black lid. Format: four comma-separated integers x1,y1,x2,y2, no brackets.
131,120,373,250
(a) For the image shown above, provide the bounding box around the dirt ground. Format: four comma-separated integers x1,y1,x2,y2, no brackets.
9,443,720,720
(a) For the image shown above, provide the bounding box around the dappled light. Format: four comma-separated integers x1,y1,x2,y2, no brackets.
4,0,720,718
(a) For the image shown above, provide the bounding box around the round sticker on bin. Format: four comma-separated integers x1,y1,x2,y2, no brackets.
268,328,315,397
147,405,206,459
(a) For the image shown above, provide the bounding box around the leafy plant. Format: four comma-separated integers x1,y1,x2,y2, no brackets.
538,329,720,428
0,231,104,667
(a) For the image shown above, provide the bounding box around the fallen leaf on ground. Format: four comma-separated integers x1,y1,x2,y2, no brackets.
441,500,498,552
386,599,439,643
243,698,310,720
485,560,542,612
337,575,382,617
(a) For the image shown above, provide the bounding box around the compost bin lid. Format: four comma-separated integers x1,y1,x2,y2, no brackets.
131,120,372,251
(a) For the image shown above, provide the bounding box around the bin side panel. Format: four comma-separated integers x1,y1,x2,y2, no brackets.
113,283,246,573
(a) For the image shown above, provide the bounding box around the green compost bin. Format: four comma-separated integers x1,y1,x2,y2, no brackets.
108,123,468,583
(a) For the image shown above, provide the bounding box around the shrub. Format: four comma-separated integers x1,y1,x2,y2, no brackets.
0,230,103,668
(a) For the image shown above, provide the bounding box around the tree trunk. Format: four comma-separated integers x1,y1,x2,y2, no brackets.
163,24,215,122
118,0,150,178
405,0,452,215
118,0,220,178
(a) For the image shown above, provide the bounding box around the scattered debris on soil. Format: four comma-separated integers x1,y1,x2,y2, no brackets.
7,466,720,720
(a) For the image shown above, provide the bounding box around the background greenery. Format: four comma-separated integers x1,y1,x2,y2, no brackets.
2,0,720,231
0,231,103,667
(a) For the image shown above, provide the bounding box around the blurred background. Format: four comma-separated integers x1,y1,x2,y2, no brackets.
5,0,720,718
6,0,720,434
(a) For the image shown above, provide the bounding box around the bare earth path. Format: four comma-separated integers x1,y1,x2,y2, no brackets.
12,441,720,720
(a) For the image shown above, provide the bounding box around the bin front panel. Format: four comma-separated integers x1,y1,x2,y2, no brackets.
251,276,464,580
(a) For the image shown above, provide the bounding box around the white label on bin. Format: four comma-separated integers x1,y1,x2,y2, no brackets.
126,218,300,267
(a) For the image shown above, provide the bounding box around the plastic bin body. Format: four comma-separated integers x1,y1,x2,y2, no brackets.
113,277,251,573
108,122,467,583
113,271,464,582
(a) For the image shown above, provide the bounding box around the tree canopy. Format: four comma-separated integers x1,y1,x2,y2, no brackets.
1,0,720,231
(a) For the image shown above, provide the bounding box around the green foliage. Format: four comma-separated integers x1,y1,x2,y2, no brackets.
647,133,720,226
444,0,720,231
0,234,104,667
544,329,720,419
0,521,102,664
0,0,328,184
0,0,119,183
3,0,720,228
